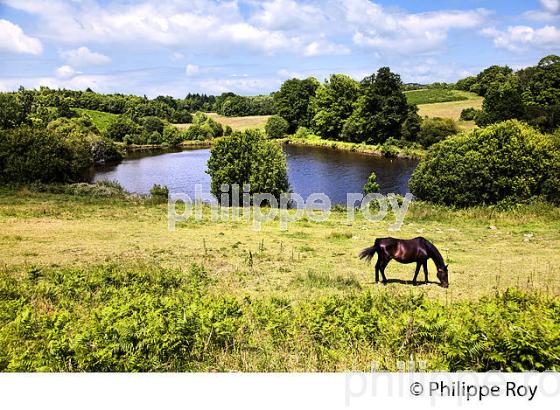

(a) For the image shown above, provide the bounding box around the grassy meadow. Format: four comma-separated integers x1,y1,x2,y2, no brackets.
412,90,484,130
1,188,559,371
405,89,476,105
73,108,119,133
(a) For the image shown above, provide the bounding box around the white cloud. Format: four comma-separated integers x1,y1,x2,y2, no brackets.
185,64,200,76
55,65,76,79
251,0,324,31
0,19,42,54
2,0,347,57
541,0,560,14
345,0,489,54
59,46,111,66
196,76,282,94
482,25,560,52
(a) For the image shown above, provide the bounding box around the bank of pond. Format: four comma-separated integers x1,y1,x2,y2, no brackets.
90,144,419,204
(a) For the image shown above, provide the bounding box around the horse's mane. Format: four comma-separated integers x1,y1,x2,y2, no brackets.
422,239,445,268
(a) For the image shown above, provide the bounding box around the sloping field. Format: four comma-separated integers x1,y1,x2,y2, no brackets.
174,113,271,132
73,108,119,132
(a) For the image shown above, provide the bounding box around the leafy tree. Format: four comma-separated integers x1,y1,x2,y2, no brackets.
472,65,514,97
191,112,223,138
342,67,410,144
312,74,360,139
106,115,141,142
363,172,380,194
273,77,319,132
162,125,184,146
220,95,251,116
455,76,478,92
206,129,288,204
142,116,165,135
265,115,289,138
401,105,422,142
418,117,460,147
476,76,525,126
518,55,560,130
409,120,560,206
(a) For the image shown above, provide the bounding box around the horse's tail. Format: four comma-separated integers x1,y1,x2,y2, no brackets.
359,240,380,263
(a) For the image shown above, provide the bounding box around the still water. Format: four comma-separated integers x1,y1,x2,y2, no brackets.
92,144,418,204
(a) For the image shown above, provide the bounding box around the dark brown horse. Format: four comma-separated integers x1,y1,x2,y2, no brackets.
359,237,449,287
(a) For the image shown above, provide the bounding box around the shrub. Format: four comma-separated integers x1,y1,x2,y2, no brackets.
224,125,233,136
161,126,183,146
206,129,289,204
460,107,482,121
189,113,223,139
409,120,560,206
380,138,399,157
150,184,169,202
294,126,312,139
0,126,93,184
141,116,165,135
363,172,380,194
29,181,127,198
265,115,289,139
418,117,459,147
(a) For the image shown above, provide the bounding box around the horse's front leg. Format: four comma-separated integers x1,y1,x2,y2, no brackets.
423,261,429,284
413,262,421,286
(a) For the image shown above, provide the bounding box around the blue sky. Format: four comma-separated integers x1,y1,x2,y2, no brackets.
0,0,559,97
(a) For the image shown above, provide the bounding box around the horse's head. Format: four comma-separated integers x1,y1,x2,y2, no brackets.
437,264,449,288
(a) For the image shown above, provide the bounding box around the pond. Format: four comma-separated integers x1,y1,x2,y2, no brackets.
91,144,419,204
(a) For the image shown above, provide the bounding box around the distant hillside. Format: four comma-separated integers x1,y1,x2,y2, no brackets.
405,89,479,105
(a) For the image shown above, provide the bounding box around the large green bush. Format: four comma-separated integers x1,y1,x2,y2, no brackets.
409,120,560,206
0,126,92,184
418,117,460,147
206,129,288,204
265,115,289,139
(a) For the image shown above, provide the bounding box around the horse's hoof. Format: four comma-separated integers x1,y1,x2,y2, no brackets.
413,281,418,286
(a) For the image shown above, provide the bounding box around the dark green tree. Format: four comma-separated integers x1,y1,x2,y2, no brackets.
312,74,360,139
342,67,410,144
206,129,288,204
273,77,319,132
476,76,525,126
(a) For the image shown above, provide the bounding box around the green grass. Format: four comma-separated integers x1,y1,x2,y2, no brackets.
73,108,119,132
0,188,558,371
405,89,479,105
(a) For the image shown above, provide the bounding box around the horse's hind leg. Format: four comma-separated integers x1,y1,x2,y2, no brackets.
413,262,421,286
380,258,389,284
374,259,381,283
423,261,429,284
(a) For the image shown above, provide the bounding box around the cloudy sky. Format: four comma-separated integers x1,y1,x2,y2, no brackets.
1,0,559,97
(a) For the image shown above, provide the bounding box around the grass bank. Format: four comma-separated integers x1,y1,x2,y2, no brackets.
0,188,559,371
281,136,425,159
